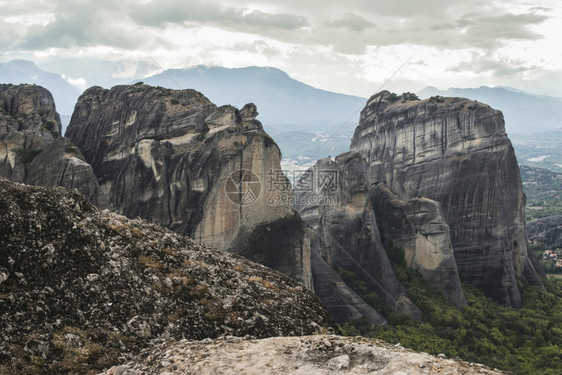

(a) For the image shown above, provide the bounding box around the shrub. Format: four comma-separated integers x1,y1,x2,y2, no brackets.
17,148,43,164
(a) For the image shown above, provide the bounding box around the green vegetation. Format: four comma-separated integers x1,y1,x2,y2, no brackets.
64,143,77,154
529,241,562,274
512,131,562,174
429,95,445,103
401,92,419,102
336,243,562,374
170,98,180,105
387,93,400,102
17,148,43,164
520,165,562,221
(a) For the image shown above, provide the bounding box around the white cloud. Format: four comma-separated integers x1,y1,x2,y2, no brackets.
1,0,560,97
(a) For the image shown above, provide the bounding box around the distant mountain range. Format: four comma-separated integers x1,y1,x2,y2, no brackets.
139,65,366,135
1,59,561,168
0,60,81,117
418,86,562,134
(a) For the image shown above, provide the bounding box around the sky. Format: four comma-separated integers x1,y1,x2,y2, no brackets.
1,0,562,97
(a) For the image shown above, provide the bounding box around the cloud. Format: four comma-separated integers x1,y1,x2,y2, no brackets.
17,0,144,50
129,0,308,31
447,54,537,78
326,13,375,32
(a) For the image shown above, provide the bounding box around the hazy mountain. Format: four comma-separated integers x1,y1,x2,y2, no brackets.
140,66,366,133
0,60,81,117
140,66,367,164
418,85,562,134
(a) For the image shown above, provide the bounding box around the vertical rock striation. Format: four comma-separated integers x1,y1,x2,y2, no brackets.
66,84,310,286
0,84,61,182
350,91,542,307
295,152,421,320
0,84,106,206
370,183,467,308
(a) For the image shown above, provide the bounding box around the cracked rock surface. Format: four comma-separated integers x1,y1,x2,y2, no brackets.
100,335,512,375
0,179,331,374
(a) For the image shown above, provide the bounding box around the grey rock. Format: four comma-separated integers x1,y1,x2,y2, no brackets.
99,335,512,375
295,153,421,320
65,84,310,286
0,267,8,285
350,91,543,307
327,354,350,370
0,179,332,374
27,137,109,209
0,84,108,208
527,215,562,248
0,83,61,182
309,235,387,325
370,182,467,308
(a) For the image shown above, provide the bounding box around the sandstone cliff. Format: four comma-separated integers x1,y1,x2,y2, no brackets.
350,91,542,307
295,153,421,321
0,84,107,206
0,179,331,374
100,335,511,375
65,84,310,286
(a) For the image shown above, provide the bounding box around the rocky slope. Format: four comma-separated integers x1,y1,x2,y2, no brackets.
0,179,332,374
100,335,512,375
527,215,562,248
350,91,543,307
65,84,310,287
295,153,421,322
0,83,106,207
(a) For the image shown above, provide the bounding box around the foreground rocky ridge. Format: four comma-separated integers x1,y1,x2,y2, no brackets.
0,179,331,374
349,91,543,307
100,335,512,375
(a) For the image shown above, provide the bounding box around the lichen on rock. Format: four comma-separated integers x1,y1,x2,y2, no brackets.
0,179,332,374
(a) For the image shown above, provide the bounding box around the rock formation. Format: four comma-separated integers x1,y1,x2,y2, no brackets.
350,91,543,307
527,215,562,248
0,179,332,374
0,83,61,181
370,183,467,308
100,335,511,375
295,153,421,321
65,84,310,287
0,84,106,206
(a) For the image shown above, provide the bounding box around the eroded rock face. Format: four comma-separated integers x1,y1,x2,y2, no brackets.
350,91,542,307
527,215,562,248
0,84,107,207
65,85,309,286
295,153,421,321
27,138,109,209
0,84,61,181
370,183,467,308
100,335,511,375
0,179,332,374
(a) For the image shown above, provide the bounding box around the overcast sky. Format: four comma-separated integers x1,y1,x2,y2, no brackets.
1,0,561,97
